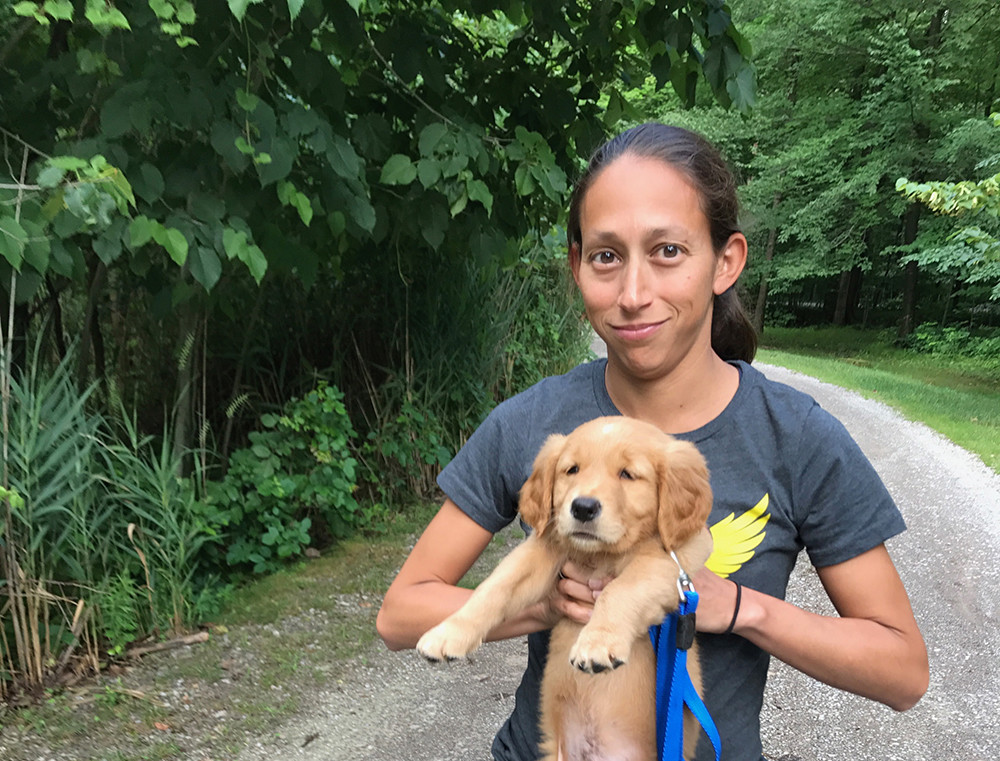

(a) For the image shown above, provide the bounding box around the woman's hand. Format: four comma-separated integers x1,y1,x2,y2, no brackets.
549,560,610,625
690,566,741,634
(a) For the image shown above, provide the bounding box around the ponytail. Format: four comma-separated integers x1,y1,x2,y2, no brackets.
712,288,757,363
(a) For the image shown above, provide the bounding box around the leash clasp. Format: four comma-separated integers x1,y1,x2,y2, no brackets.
669,549,693,598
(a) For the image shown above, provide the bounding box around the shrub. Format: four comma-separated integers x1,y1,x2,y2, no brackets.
905,322,1000,369
209,383,368,574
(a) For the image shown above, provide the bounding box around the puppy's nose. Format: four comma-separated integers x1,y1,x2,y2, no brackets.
571,496,601,523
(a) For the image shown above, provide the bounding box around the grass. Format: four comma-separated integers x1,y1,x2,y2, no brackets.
757,326,1000,475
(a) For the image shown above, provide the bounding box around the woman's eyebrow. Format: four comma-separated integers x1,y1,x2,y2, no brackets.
584,227,691,246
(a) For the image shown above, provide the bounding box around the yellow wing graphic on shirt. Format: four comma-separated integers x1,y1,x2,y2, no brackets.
705,493,770,578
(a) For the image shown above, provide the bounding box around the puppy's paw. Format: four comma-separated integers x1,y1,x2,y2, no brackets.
568,626,633,674
416,619,482,663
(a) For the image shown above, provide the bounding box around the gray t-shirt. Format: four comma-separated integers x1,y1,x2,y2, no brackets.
437,359,906,761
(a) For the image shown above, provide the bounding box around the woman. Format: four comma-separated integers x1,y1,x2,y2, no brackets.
376,123,928,761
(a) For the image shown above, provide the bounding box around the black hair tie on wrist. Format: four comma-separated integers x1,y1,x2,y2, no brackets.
723,581,742,635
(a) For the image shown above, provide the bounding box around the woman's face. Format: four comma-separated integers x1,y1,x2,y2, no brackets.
571,153,745,381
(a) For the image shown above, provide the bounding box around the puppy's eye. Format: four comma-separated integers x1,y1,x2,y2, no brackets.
566,465,579,475
619,468,634,481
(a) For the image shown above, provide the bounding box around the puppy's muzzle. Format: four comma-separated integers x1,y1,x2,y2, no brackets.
570,496,601,523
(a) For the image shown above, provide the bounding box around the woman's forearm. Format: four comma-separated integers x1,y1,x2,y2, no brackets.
734,584,928,710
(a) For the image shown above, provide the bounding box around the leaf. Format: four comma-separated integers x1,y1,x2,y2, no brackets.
36,164,66,188
416,159,442,189
156,226,189,266
241,242,267,284
149,0,174,19
726,65,756,112
380,154,417,185
327,136,362,179
287,0,304,21
0,216,27,269
228,0,252,21
14,2,41,18
84,0,130,30
128,215,157,248
466,179,493,216
419,202,447,249
256,136,295,186
514,164,535,196
93,228,123,265
210,121,250,171
133,163,165,203
176,1,195,24
189,246,222,291
292,193,313,226
223,227,267,283
100,97,132,138
235,89,259,113
47,156,88,171
20,218,50,274
418,123,449,157
449,189,468,217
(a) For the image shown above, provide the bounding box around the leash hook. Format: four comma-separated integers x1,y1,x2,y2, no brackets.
669,549,693,599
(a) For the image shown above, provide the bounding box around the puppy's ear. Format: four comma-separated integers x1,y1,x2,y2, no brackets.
518,433,566,536
656,440,713,549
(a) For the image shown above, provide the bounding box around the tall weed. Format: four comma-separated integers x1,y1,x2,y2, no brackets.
98,409,226,635
1,342,225,697
1,346,106,693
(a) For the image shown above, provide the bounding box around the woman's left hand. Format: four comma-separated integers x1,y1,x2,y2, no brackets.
690,566,741,634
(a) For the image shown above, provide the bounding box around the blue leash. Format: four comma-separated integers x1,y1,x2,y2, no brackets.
648,588,722,761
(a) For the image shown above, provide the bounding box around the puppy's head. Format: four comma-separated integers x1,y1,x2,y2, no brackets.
517,417,712,554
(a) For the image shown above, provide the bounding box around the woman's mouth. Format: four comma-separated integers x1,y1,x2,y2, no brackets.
611,321,664,341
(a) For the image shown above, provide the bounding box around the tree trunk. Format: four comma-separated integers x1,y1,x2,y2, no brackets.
77,257,107,390
897,205,922,339
753,192,782,335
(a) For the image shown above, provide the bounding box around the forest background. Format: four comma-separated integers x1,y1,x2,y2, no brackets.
1,0,998,702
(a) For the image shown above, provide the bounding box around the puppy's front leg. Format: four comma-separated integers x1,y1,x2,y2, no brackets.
417,537,562,662
569,531,711,673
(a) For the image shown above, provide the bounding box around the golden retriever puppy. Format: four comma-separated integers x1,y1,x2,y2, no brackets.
417,416,714,761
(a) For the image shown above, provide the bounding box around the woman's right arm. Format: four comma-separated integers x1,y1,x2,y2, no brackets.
376,499,559,651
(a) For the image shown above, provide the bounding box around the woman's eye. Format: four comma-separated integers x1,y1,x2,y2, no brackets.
656,244,681,259
619,468,634,481
592,250,617,266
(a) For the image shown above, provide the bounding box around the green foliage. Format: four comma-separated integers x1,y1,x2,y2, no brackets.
496,229,591,397
98,410,227,634
905,322,1000,369
645,0,1000,332
209,384,367,574
0,339,226,694
0,0,754,697
897,114,1000,300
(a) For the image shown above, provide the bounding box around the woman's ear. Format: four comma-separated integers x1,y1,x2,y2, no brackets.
569,242,582,286
713,233,748,295
656,440,713,549
518,434,566,536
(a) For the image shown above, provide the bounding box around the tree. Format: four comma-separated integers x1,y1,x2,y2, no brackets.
646,0,1000,334
897,112,1000,306
1,0,753,459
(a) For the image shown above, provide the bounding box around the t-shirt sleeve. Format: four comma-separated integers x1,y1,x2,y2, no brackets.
791,403,906,568
436,402,524,534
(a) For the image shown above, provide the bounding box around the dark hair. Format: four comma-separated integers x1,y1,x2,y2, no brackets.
567,122,757,363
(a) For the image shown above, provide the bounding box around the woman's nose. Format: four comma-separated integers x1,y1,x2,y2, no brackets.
618,257,651,312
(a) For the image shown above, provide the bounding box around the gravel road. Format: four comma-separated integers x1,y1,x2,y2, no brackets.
238,362,1000,761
